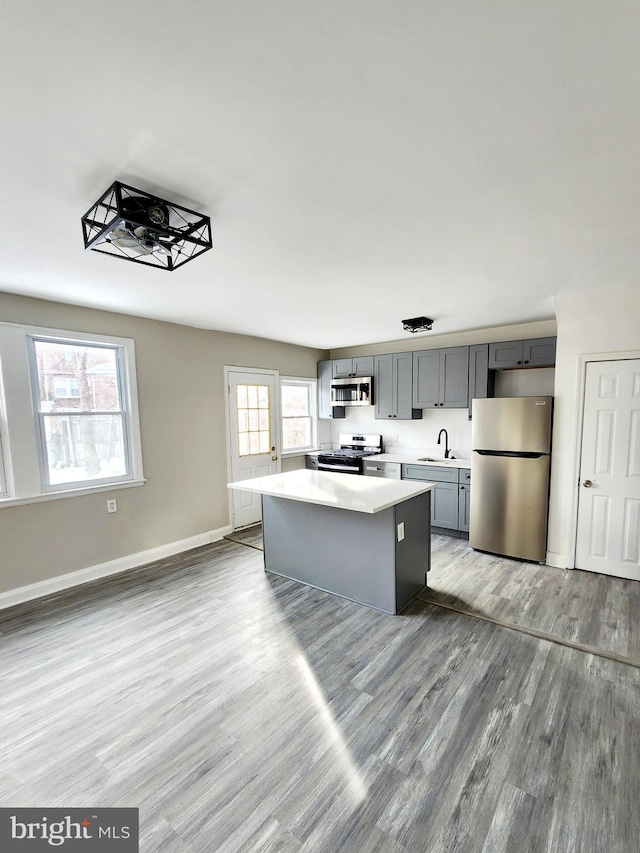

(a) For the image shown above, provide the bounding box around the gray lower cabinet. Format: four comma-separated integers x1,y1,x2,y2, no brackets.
413,346,469,409
317,359,345,419
458,469,471,534
431,481,459,530
374,352,422,420
488,337,556,369
332,356,374,378
402,465,471,536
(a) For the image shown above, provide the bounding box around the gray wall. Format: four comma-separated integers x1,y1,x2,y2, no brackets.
0,292,326,594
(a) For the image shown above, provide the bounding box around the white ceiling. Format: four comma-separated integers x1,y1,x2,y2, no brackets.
1,2,639,349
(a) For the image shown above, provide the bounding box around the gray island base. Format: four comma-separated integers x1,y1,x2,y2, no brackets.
262,492,431,614
227,470,434,615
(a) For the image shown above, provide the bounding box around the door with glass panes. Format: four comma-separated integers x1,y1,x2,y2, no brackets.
227,369,278,528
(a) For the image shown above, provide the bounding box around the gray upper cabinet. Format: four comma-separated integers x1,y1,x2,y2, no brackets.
523,338,556,366
488,337,556,369
441,347,469,407
374,352,422,420
317,360,345,420
332,356,374,378
468,343,494,419
413,346,469,409
374,354,394,418
332,358,353,378
412,349,439,407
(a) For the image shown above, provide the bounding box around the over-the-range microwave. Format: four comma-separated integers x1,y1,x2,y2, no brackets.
330,376,373,406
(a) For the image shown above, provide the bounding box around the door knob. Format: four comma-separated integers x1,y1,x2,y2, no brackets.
582,479,593,488
271,455,278,461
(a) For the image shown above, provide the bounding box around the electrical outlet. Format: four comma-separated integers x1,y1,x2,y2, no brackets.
106,499,118,514
397,521,405,542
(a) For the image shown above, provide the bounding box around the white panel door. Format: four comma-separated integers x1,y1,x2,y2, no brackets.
576,359,640,579
227,370,278,529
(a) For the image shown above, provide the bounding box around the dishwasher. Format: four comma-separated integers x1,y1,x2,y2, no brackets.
362,460,401,479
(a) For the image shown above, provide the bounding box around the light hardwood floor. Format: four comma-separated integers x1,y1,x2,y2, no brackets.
1,534,638,852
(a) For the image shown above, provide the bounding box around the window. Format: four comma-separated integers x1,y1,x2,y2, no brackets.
30,338,131,489
0,433,6,498
53,377,80,398
236,383,271,456
0,371,7,497
0,322,143,505
281,378,317,453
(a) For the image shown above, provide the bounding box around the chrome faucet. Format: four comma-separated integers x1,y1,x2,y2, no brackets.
437,428,451,458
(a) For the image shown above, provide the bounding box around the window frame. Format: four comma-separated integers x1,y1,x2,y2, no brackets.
280,376,318,455
0,423,7,498
0,321,144,507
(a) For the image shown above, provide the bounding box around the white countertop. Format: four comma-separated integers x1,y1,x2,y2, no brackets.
364,453,472,469
228,469,435,514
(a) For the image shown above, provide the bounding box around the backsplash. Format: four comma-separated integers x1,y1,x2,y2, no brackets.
330,407,472,459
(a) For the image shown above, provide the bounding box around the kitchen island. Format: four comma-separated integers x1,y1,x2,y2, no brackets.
227,469,434,614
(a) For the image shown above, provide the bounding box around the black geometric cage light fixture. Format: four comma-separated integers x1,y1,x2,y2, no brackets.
81,181,212,271
402,316,433,333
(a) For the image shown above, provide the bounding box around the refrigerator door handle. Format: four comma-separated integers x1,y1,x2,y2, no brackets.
474,449,547,459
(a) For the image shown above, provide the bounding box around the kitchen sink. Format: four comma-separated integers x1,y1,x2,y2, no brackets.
417,457,448,463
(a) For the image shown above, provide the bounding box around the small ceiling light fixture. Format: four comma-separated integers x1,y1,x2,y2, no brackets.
81,181,212,271
402,316,434,333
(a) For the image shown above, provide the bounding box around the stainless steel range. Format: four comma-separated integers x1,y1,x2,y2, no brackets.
317,433,383,475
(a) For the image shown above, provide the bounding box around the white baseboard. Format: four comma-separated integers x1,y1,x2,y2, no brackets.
0,524,233,612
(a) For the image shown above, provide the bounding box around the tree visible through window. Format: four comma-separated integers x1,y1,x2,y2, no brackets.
30,338,129,487
281,379,317,452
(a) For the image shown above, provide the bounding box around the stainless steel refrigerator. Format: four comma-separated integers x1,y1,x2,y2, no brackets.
470,396,553,563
